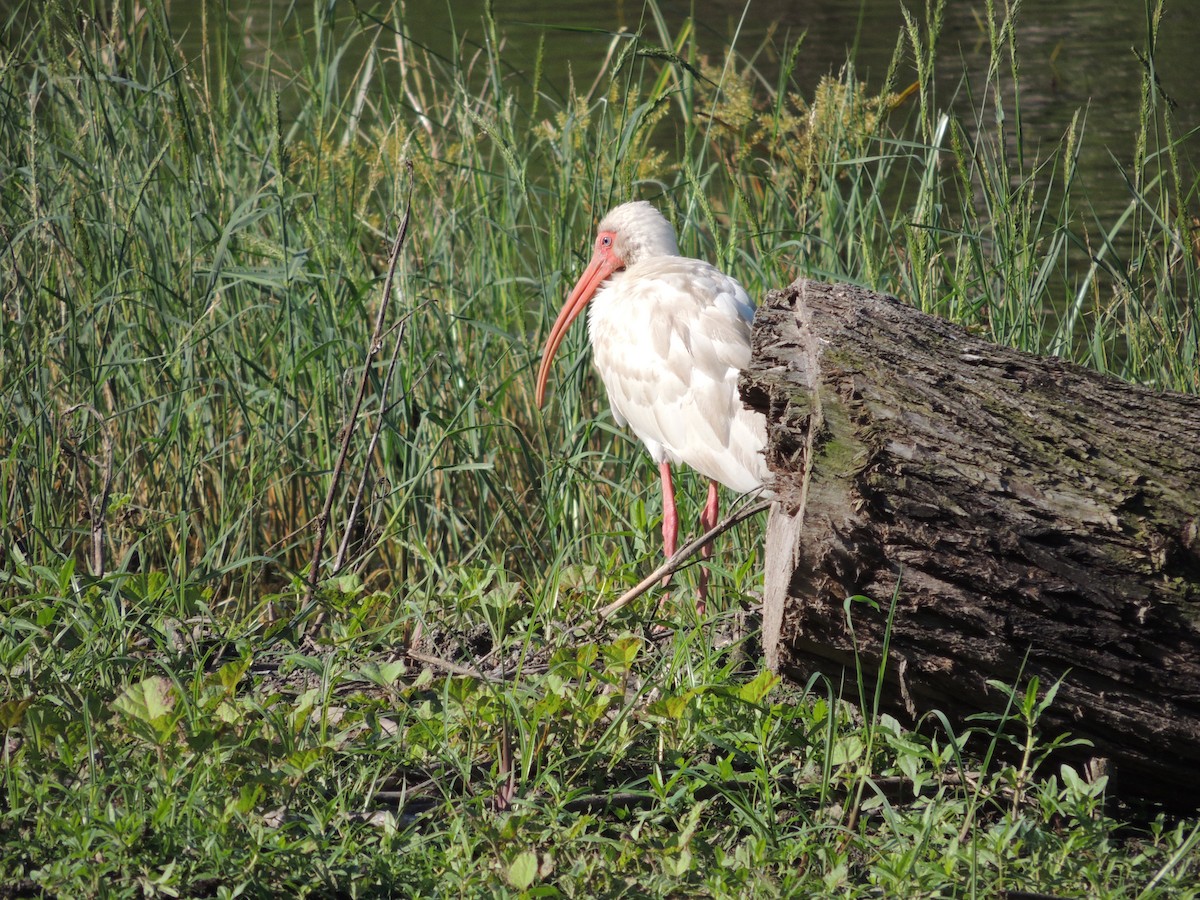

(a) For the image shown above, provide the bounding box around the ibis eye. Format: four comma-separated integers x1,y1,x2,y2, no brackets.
601,235,612,247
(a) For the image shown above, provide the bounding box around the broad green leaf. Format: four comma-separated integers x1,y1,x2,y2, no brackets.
112,676,177,724
830,734,864,766
651,689,700,721
507,850,538,890
737,669,779,704
667,846,693,876
282,748,323,776
212,656,252,692
356,660,408,687
0,696,32,729
224,784,264,818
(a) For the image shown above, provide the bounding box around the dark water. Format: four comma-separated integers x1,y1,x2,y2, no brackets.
184,1,1200,223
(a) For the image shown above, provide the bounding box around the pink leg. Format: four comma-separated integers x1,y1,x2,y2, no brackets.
650,461,680,627
696,479,719,615
659,460,678,587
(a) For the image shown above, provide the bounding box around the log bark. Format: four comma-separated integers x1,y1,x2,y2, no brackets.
740,278,1200,811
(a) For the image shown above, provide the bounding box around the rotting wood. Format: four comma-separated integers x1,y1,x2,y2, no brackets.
740,277,1200,811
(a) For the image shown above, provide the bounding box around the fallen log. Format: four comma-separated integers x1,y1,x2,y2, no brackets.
740,278,1200,811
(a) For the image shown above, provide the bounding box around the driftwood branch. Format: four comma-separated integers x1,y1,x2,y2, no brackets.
597,498,771,619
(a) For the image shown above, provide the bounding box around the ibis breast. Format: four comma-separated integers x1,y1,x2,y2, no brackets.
586,257,769,494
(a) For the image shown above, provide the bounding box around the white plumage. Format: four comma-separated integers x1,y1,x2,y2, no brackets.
536,200,769,612
588,255,768,493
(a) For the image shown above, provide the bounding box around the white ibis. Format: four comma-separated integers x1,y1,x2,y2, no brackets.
536,200,769,614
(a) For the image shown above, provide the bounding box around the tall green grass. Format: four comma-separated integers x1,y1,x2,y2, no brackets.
2,0,1196,610
1,0,1198,895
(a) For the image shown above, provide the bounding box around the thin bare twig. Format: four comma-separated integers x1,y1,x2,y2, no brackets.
494,708,516,812
598,497,772,618
64,403,114,579
405,648,486,681
334,299,434,571
302,161,416,626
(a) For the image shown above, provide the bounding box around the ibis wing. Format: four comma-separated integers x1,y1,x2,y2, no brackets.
587,258,768,493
